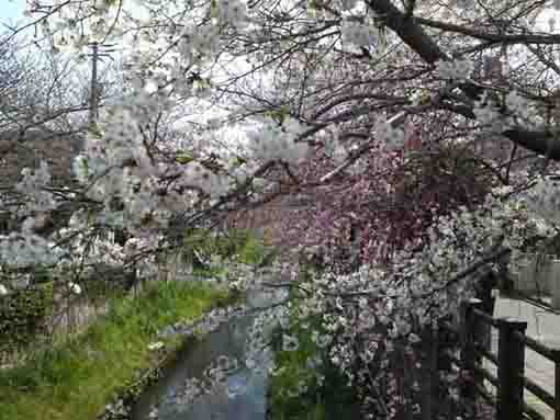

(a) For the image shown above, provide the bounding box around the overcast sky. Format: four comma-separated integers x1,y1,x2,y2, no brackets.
1,1,559,29
1,0,25,26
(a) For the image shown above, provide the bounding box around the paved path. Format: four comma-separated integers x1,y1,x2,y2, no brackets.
488,293,560,419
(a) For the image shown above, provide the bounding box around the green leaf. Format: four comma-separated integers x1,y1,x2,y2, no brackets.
175,151,194,164
231,156,247,168
265,106,289,124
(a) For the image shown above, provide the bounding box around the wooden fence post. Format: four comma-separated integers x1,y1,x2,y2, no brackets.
420,326,436,420
549,261,560,310
554,350,560,420
461,299,483,417
496,317,527,420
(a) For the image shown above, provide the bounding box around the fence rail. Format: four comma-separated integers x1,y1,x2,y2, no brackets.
458,298,560,420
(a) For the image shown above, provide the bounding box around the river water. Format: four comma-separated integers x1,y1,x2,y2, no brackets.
131,287,360,420
131,291,271,420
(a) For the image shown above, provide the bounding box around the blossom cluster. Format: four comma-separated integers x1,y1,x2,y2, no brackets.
374,117,405,149
259,186,558,415
213,0,247,27
0,231,61,268
472,91,506,133
247,117,310,165
340,20,376,47
14,161,57,215
435,58,474,80
339,0,361,11
14,0,560,416
0,283,9,296
522,176,560,227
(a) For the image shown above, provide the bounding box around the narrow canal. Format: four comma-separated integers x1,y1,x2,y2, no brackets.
131,287,360,420
131,291,272,420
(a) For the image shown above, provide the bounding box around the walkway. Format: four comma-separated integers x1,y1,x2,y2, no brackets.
488,293,560,419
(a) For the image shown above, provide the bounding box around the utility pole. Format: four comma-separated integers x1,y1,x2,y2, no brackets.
89,41,99,127
86,42,116,128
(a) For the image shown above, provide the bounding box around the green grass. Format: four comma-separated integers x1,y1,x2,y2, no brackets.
183,228,274,277
0,281,230,420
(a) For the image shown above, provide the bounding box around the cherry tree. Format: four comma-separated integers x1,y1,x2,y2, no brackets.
4,0,560,417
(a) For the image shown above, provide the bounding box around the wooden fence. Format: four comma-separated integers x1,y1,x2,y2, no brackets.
451,298,560,419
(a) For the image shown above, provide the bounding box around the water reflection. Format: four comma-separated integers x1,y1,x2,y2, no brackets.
132,306,269,420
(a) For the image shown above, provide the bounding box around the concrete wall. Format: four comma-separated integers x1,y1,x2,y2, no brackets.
513,254,560,308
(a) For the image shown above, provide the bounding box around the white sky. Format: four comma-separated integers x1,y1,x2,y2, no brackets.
1,1,558,33
1,0,25,26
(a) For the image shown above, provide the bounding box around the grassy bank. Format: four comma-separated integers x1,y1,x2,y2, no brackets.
0,280,230,420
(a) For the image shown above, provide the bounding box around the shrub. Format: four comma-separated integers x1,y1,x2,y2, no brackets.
0,283,54,353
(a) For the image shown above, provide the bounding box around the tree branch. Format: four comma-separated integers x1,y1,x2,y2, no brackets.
415,16,560,46
366,0,560,161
